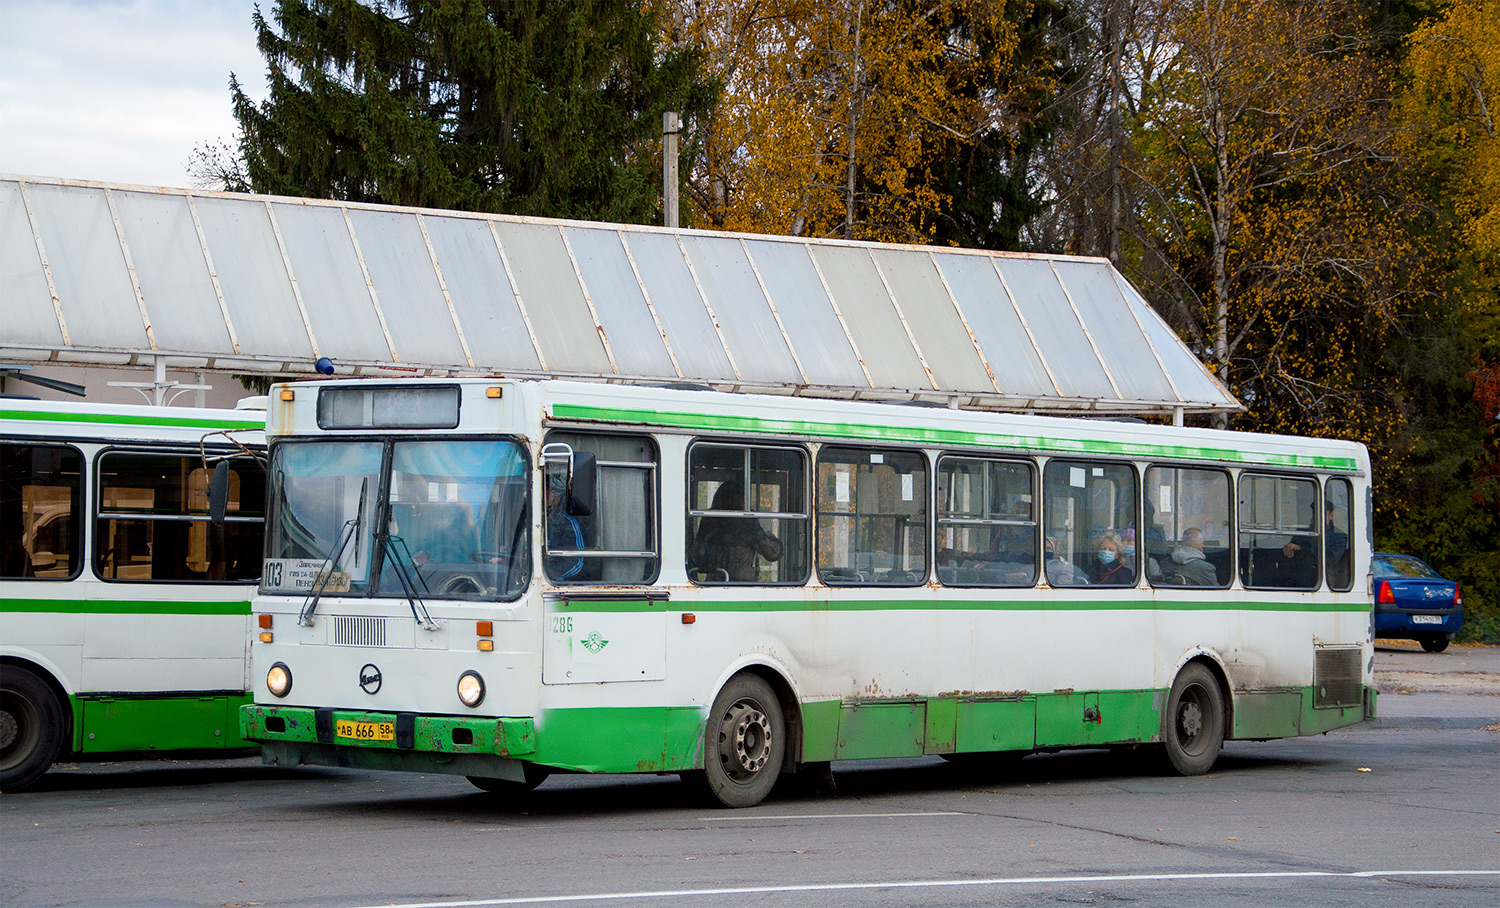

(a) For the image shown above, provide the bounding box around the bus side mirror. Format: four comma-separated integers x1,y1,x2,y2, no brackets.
569,452,596,517
208,461,230,526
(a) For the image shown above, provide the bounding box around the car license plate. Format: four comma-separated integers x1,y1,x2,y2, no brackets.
336,719,394,742
1411,615,1443,625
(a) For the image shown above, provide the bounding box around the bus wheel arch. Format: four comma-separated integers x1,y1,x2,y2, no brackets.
1161,658,1228,776
0,660,69,792
692,669,792,808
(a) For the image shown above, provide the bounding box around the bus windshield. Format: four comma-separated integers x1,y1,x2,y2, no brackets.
263,439,531,601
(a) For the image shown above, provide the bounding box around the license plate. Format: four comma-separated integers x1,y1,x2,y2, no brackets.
1411,615,1443,625
336,719,394,742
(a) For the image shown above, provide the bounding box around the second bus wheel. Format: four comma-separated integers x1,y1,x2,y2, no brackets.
468,762,551,794
0,666,65,793
692,673,785,808
1161,662,1225,776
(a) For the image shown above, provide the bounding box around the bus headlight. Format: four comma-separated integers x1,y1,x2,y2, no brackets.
266,662,293,698
457,670,485,708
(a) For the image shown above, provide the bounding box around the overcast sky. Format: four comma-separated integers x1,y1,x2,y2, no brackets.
0,0,268,188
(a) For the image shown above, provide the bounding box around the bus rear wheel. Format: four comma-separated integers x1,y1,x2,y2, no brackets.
693,674,785,808
0,666,65,793
1162,663,1224,776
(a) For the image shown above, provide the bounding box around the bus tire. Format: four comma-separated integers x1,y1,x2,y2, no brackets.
0,666,65,793
467,763,550,794
1161,662,1224,776
694,673,785,808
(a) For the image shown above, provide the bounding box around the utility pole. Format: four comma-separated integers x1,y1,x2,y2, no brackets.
663,112,681,228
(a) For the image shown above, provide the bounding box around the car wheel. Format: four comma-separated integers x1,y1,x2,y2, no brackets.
1,667,65,793
691,673,785,808
1419,634,1450,653
1161,663,1225,776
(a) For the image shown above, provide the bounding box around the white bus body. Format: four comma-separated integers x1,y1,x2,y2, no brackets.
0,399,264,791
244,379,1374,807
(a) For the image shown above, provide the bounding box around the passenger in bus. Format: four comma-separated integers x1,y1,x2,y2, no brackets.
690,481,783,582
1323,501,1349,587
1123,528,1160,582
1044,535,1089,586
546,474,584,580
1165,527,1218,586
1091,531,1134,585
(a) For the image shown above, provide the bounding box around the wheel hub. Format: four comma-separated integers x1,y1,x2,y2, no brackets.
1180,701,1203,738
0,709,16,751
727,702,772,775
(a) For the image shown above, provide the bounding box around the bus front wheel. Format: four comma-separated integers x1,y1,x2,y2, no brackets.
0,666,65,793
693,674,785,808
467,762,550,795
1162,663,1224,776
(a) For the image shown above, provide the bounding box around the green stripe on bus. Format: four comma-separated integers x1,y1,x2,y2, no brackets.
554,597,1371,614
549,404,1360,471
0,408,262,431
1,598,251,615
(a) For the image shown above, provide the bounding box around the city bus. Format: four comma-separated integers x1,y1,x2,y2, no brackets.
241,378,1374,807
0,399,265,791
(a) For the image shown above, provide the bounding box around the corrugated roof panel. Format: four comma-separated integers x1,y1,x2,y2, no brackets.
622,232,737,381
874,249,995,395
812,244,931,392
679,234,801,385
0,176,1241,414
0,181,64,348
28,183,150,350
743,238,864,388
271,202,392,361
932,252,1056,399
114,191,234,354
193,196,313,360
492,221,613,376
996,257,1115,399
563,225,677,379
1059,260,1175,403
422,214,541,372
348,208,469,367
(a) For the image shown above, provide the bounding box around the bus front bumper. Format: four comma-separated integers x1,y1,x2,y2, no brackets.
241,704,537,773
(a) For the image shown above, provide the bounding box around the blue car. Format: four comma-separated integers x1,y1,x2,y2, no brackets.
1373,553,1464,652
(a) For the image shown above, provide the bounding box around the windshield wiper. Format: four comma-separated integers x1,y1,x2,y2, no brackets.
297,477,367,627
377,531,439,631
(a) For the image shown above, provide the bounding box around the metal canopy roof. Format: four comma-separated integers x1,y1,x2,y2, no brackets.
0,175,1239,415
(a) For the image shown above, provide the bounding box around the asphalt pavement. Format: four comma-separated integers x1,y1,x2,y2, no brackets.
1371,641,1500,729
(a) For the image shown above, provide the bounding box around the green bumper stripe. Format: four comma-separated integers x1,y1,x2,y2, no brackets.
2,598,251,615
244,683,1369,776
0,408,262,431
550,404,1360,471
241,705,537,757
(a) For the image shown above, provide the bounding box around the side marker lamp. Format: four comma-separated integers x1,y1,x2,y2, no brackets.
477,640,495,652
267,662,293,698
259,632,274,643
457,671,486,708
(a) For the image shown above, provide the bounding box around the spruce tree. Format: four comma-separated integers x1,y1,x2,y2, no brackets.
230,0,714,223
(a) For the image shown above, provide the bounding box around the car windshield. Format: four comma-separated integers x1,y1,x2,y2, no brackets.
1373,555,1442,580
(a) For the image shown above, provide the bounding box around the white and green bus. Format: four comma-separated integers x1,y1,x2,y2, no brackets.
242,378,1373,807
0,399,265,791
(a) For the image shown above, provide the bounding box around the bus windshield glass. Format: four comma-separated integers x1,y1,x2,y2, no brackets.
263,438,530,601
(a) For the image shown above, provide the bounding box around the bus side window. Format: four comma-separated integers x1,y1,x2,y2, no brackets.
95,452,265,583
1145,466,1232,589
935,456,1036,588
544,432,660,585
1041,459,1137,587
815,446,927,586
687,442,809,585
1238,474,1319,591
0,443,83,580
1325,478,1353,592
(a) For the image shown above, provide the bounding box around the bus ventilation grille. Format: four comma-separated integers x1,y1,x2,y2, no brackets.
330,616,388,648
1313,648,1362,709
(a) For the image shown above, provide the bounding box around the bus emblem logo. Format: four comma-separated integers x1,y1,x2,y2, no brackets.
581,632,609,654
359,664,383,694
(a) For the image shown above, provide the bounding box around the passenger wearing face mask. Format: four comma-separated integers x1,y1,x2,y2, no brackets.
1091,530,1134,586
1123,528,1161,582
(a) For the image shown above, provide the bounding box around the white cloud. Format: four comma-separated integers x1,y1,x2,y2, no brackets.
0,0,268,187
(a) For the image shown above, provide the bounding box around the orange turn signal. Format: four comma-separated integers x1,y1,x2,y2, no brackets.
476,621,493,636
279,389,295,401
681,613,696,625
258,632,274,643
258,614,273,629
477,640,495,652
